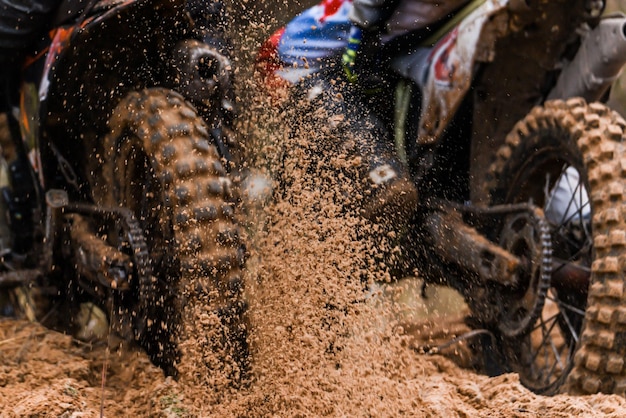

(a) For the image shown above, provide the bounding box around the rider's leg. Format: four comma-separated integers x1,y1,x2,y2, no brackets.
300,75,418,226
0,0,57,258
186,0,232,54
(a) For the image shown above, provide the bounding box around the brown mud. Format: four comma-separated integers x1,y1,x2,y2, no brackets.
4,81,626,418
3,1,626,416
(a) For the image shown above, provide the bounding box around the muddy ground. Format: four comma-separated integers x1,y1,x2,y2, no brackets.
3,301,626,417
4,1,626,417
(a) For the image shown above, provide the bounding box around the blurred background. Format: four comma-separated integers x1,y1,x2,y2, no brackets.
227,0,626,324
232,0,626,115
607,0,626,114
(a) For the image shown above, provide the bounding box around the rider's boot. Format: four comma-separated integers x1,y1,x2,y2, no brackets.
300,76,418,227
354,130,418,225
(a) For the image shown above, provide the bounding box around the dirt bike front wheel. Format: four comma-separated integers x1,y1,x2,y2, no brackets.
486,99,626,395
92,88,247,379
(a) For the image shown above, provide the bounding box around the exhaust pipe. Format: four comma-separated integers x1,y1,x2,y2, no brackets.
548,14,626,102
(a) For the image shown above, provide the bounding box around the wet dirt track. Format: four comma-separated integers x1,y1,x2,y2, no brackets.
4,1,626,416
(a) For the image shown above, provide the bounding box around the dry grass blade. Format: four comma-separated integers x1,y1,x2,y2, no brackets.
100,303,114,418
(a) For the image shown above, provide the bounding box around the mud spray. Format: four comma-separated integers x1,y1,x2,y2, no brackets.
168,1,626,415
3,1,626,416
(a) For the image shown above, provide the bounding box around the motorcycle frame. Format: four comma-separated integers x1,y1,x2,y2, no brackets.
408,0,616,204
387,0,626,291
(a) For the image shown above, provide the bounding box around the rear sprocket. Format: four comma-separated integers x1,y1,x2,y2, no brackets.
485,99,626,395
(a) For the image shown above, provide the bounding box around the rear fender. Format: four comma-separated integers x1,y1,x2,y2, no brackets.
39,0,192,191
418,0,508,145
42,0,191,138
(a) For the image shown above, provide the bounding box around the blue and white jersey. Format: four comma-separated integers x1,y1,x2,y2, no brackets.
276,0,353,80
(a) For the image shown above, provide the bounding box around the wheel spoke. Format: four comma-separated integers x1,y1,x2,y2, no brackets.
554,169,579,226
542,345,564,384
531,312,559,331
525,292,582,384
545,325,565,372
546,295,586,317
554,169,590,226
530,313,560,364
549,217,592,263
551,218,591,252
547,168,592,249
535,317,564,384
560,311,579,345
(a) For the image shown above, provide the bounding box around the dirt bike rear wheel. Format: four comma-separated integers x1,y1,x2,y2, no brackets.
486,99,626,395
92,88,247,378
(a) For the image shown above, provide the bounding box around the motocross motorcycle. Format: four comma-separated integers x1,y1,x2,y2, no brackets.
0,0,246,377
268,0,626,396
